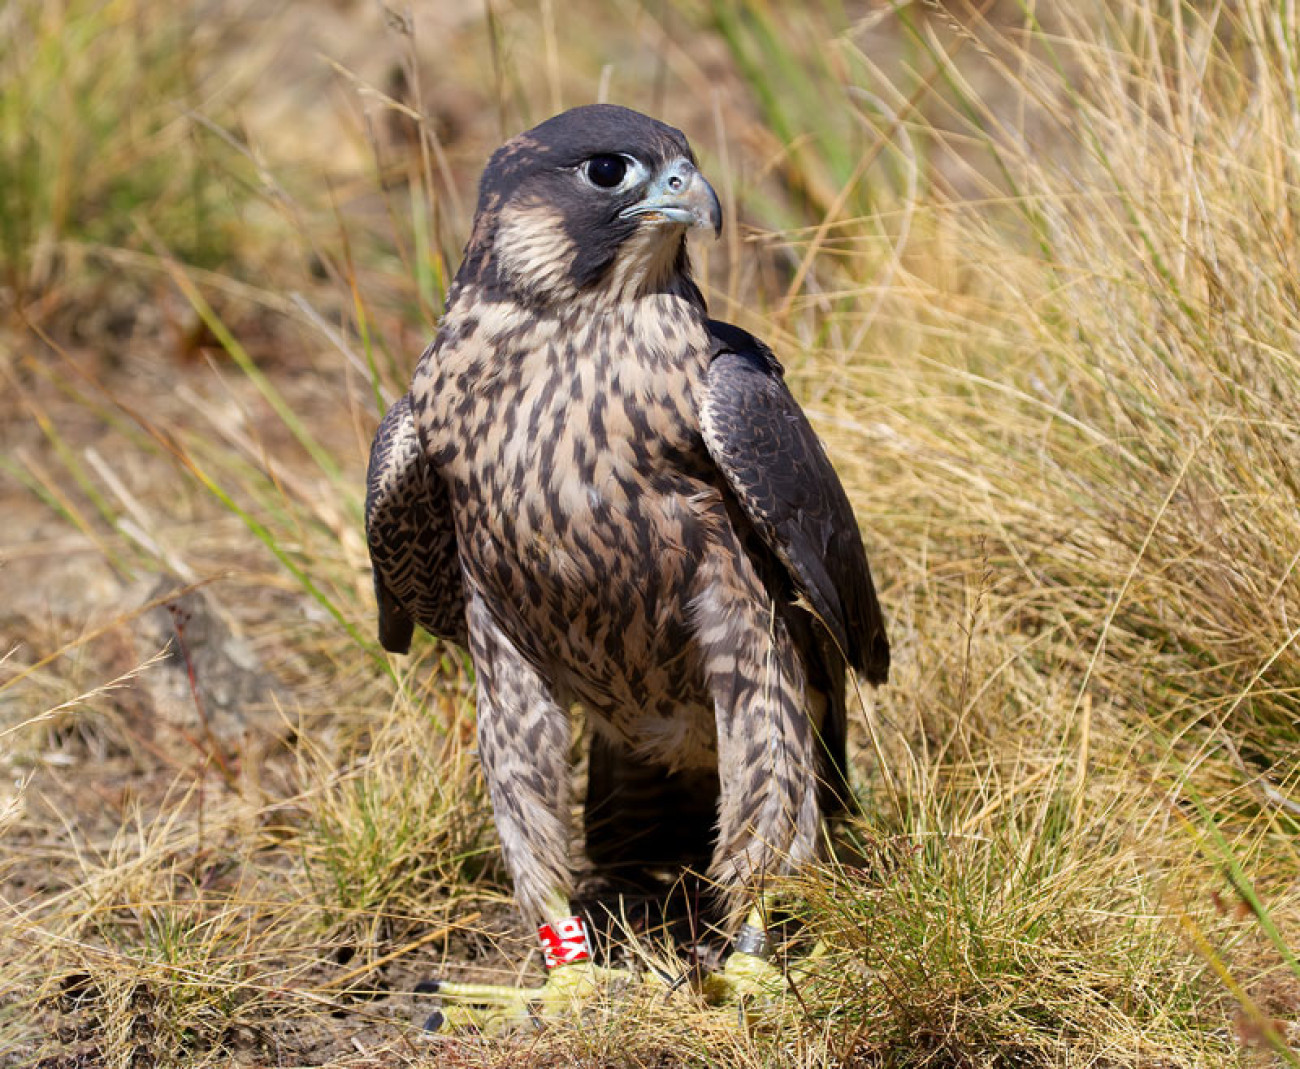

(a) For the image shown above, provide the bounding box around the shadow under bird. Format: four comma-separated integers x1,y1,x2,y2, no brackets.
364,103,889,1029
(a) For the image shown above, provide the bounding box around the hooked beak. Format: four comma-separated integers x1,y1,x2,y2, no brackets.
620,158,722,238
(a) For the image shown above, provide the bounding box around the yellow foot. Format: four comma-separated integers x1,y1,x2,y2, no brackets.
700,949,785,1004
421,960,635,1034
701,939,829,1006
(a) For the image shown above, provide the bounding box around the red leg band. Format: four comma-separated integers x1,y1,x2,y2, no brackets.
538,915,591,969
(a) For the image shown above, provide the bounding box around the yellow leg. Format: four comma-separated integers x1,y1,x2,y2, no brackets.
701,902,830,1005
701,906,784,1003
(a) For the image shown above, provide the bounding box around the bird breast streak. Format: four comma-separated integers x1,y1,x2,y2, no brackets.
453,347,706,682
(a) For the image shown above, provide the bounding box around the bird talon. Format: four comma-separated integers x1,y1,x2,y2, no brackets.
701,949,786,1005
419,960,636,1035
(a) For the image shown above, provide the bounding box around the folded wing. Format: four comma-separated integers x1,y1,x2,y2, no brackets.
364,394,466,650
698,320,889,685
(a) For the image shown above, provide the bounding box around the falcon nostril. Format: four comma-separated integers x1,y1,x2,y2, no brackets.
668,175,684,191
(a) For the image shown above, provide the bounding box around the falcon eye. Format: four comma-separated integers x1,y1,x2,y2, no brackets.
584,154,629,189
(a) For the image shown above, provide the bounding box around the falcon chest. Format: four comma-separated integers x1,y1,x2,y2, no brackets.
423,291,720,705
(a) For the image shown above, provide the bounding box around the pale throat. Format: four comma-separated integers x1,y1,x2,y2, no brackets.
596,225,691,305
493,202,696,311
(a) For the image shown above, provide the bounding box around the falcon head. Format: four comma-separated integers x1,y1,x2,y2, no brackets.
460,105,721,307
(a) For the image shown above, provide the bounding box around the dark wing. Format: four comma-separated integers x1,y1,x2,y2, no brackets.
698,320,889,685
364,394,466,651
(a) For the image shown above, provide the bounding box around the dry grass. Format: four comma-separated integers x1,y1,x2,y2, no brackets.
2,0,1299,1065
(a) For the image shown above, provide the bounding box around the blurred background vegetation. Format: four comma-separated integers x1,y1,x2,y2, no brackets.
1,0,1298,1065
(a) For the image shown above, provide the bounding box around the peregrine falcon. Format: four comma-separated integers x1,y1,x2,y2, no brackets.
365,104,889,1025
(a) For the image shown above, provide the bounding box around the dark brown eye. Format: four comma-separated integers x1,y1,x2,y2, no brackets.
585,155,628,189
